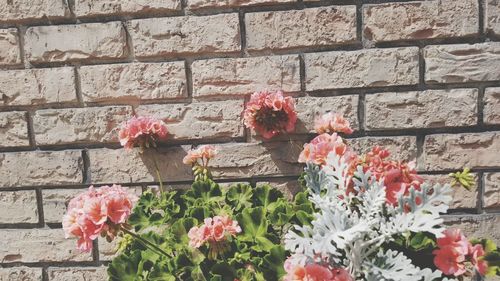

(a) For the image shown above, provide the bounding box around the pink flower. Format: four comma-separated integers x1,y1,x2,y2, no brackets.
437,229,470,255
183,145,218,166
298,133,353,166
118,116,168,150
284,262,353,281
243,90,297,139
183,149,201,165
188,215,241,248
470,244,488,276
314,113,354,135
63,185,137,252
433,245,467,276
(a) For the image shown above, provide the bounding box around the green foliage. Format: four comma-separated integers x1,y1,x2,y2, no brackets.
449,168,475,190
108,180,313,281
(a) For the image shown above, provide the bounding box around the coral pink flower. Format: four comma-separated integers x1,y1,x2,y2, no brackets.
470,244,488,276
433,245,467,276
118,116,168,150
243,90,297,139
437,229,470,255
188,215,241,248
284,263,353,281
183,145,218,166
298,133,353,166
63,185,137,252
314,113,354,135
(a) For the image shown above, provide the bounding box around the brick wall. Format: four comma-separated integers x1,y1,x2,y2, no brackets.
0,0,499,280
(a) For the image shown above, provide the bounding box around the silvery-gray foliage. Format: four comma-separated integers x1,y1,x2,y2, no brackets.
284,153,454,281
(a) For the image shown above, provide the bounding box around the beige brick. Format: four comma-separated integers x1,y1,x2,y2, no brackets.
0,190,38,224
421,174,478,209
25,22,127,63
187,0,293,9
0,67,77,107
486,0,500,35
47,267,107,281
295,95,359,134
484,173,500,209
365,89,478,130
0,111,29,148
88,147,193,183
348,136,417,162
33,106,132,145
0,267,42,281
0,28,21,66
42,187,141,224
0,228,91,263
192,55,300,98
135,100,244,140
246,6,357,51
129,14,240,58
305,47,419,91
445,215,500,244
80,62,186,103
0,0,70,23
484,87,500,124
422,132,500,171
363,0,479,42
0,150,83,188
75,0,181,17
424,43,500,83
99,237,119,261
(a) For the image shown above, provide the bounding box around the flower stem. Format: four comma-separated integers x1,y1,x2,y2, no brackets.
151,154,165,195
120,226,172,258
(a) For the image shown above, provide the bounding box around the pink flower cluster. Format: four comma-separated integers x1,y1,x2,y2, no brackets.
63,185,137,252
243,90,297,139
298,133,356,167
183,145,218,166
118,116,168,150
188,216,241,248
314,113,354,135
284,259,353,281
355,146,423,205
433,229,488,277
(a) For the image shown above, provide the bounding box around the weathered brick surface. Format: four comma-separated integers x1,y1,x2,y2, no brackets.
246,6,357,51
484,87,500,124
47,267,108,281
484,173,500,209
129,14,240,58
0,0,70,23
0,111,29,148
305,47,419,91
424,43,500,83
0,28,21,66
348,136,418,162
0,151,83,188
421,174,478,209
192,55,300,98
0,229,91,263
42,187,141,224
0,267,42,281
0,67,76,107
187,0,293,9
363,0,479,42
80,62,186,103
365,89,478,130
135,100,244,140
422,132,500,171
445,215,500,244
74,0,181,17
486,0,500,35
25,22,127,63
0,190,38,224
33,106,132,145
295,95,359,133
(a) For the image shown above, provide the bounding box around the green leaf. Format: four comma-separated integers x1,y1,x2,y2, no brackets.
226,183,253,211
108,251,143,281
210,262,236,281
253,185,283,210
191,266,207,281
262,246,287,280
409,232,436,251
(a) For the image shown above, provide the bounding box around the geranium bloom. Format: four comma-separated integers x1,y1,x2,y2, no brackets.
437,229,470,255
183,145,218,166
284,263,353,281
118,116,168,150
188,216,241,248
298,133,354,166
433,245,467,276
63,185,137,252
314,113,354,135
243,90,297,139
470,244,488,276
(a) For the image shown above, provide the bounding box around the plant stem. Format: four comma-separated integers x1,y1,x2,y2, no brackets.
151,153,165,195
120,227,172,258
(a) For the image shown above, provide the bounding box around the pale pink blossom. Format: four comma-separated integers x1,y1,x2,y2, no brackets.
183,145,218,166
63,185,137,252
314,113,354,135
188,215,241,248
298,133,353,166
470,244,488,276
284,262,353,281
243,90,297,139
118,116,168,150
